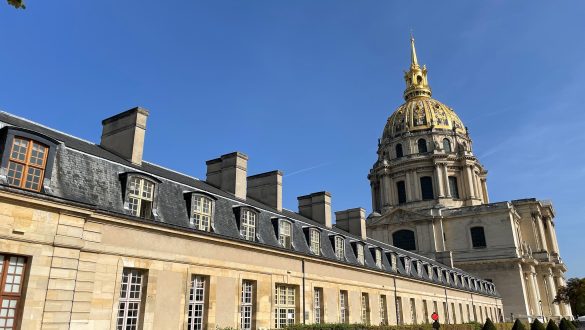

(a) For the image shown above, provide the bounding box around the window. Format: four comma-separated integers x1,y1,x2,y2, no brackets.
392,230,416,251
417,138,427,153
420,176,434,200
443,302,447,323
460,303,464,323
356,244,365,265
240,209,257,241
470,227,487,248
396,297,403,325
443,138,452,152
423,300,429,323
240,281,254,330
278,220,292,249
451,302,456,324
334,236,345,260
410,298,417,324
117,268,146,330
339,290,349,323
361,293,370,325
274,285,296,328
188,275,207,330
379,295,388,325
395,144,404,158
396,181,407,204
375,249,382,269
0,255,27,330
448,176,460,199
467,304,471,322
191,194,214,231
314,288,324,324
126,177,155,219
6,137,48,192
309,229,320,255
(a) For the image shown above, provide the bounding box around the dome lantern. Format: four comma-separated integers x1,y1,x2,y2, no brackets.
403,36,432,101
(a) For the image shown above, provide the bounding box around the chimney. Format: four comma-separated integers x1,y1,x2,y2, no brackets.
297,192,332,228
247,170,283,211
205,152,248,200
335,207,367,240
100,107,149,165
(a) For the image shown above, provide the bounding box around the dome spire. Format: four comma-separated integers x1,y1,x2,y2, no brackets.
410,34,419,68
403,35,432,100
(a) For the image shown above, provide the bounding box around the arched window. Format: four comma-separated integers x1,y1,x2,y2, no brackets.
420,176,434,200
417,139,427,153
126,176,156,219
396,181,407,204
443,138,452,153
470,227,487,248
392,230,416,251
395,144,403,158
190,194,215,231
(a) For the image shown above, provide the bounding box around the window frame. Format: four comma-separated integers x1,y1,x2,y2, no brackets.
392,229,417,251
278,219,293,249
313,287,324,324
339,290,349,324
443,138,452,152
396,180,407,204
448,176,460,199
470,226,487,248
237,207,259,242
361,293,370,325
419,176,434,200
374,248,383,269
308,228,321,256
355,243,365,265
417,138,428,153
120,172,161,220
240,280,255,330
333,236,345,261
395,143,404,158
187,275,207,330
274,284,297,329
0,254,28,330
188,193,216,232
0,127,58,193
117,268,147,330
379,295,388,325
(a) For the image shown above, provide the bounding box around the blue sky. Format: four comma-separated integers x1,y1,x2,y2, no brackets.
1,1,584,277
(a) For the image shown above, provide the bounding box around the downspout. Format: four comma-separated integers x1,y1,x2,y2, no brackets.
302,259,306,324
444,285,450,324
393,276,399,325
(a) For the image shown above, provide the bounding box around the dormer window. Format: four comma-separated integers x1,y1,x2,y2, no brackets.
7,137,48,191
334,236,345,261
126,176,156,219
278,220,292,249
240,209,257,241
374,249,383,269
190,194,215,231
390,253,397,272
309,228,321,255
356,243,365,265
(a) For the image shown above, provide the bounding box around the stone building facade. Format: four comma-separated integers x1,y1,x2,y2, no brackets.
367,38,571,322
0,106,502,330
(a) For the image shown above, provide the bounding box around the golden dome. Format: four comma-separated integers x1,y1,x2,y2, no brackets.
382,97,465,139
382,36,466,140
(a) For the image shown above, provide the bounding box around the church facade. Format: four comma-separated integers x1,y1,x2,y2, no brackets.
367,38,571,322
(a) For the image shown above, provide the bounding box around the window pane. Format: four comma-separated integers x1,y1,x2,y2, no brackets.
29,142,47,166
6,162,24,187
117,268,145,330
392,230,416,251
9,138,28,162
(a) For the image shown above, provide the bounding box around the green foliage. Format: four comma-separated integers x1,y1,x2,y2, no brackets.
559,318,573,330
530,319,545,330
281,322,515,330
545,320,559,330
554,278,585,316
483,319,497,330
6,0,25,9
511,319,527,330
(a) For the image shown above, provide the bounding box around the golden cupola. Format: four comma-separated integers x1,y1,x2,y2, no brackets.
382,37,466,140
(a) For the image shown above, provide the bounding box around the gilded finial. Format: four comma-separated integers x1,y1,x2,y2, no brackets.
410,33,419,68
403,34,432,101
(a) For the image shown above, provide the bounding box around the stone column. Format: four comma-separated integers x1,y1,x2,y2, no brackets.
382,175,392,206
405,171,413,202
465,165,476,199
371,183,378,212
546,218,560,254
474,175,482,201
435,165,445,197
413,171,421,201
545,272,560,317
525,271,541,317
380,177,389,208
481,179,489,203
388,177,396,206
442,165,451,198
554,275,572,317
534,215,549,252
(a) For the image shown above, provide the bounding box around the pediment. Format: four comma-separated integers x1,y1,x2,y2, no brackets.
367,207,432,227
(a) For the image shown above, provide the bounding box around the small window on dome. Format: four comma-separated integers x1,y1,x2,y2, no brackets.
417,75,422,84
443,139,452,153
395,144,403,158
417,139,427,153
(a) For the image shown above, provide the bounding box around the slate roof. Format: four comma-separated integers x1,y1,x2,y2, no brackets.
0,111,499,297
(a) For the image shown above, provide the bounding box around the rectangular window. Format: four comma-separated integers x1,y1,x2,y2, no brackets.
379,295,388,325
240,210,256,241
187,275,207,330
467,304,471,322
7,137,48,192
278,221,292,249
420,176,434,200
443,302,447,324
396,181,407,204
339,290,348,324
117,268,146,330
191,195,214,231
127,177,155,219
334,237,345,260
460,303,464,323
240,280,254,330
423,300,429,323
375,249,382,269
356,244,365,265
274,284,296,329
0,255,27,330
361,293,370,325
310,229,320,255
396,296,403,325
410,298,417,324
451,302,456,324
313,288,323,324
448,176,460,199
